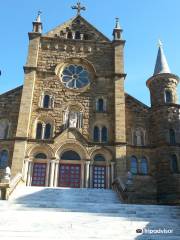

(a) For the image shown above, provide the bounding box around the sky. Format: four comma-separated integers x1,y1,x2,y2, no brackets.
0,0,180,106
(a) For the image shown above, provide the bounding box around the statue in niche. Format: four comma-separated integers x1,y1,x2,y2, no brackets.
63,107,83,129
69,112,78,128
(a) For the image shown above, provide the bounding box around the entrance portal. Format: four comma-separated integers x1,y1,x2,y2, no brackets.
59,164,81,188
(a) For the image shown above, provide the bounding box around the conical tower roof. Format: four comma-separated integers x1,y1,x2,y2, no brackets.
154,40,170,75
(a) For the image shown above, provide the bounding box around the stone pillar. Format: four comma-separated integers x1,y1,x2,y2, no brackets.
113,40,127,177
49,160,56,187
42,123,46,139
85,161,90,188
89,164,93,188
26,160,33,186
23,158,30,182
54,161,59,187
111,162,115,185
106,165,110,189
45,160,51,186
11,35,40,177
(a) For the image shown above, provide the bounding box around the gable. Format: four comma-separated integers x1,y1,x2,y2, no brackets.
45,15,110,42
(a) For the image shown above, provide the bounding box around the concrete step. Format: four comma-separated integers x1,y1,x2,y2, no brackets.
0,186,179,240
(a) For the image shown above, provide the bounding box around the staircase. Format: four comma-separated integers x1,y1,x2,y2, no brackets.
0,187,179,240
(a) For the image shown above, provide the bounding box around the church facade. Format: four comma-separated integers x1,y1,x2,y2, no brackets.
0,5,179,203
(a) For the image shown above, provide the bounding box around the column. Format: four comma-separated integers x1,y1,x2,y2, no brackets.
49,160,56,187
85,161,90,188
89,164,93,188
26,160,33,186
111,162,115,185
54,161,59,187
23,158,30,182
42,123,46,139
106,165,110,189
45,160,51,186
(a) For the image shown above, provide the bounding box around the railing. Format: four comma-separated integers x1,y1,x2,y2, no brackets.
0,173,23,200
112,177,129,202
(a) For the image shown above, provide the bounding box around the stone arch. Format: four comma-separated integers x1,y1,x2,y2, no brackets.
55,141,89,160
89,147,113,164
26,144,54,159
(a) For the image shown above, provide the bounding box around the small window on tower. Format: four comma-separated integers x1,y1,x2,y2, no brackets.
165,90,173,103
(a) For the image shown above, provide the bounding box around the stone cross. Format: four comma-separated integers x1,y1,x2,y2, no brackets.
71,2,86,15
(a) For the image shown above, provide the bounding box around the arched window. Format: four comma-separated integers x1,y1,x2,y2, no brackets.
36,123,43,139
140,157,148,175
67,32,72,39
94,154,105,161
0,119,10,139
169,129,176,145
75,31,81,39
130,156,138,175
96,99,105,112
61,150,81,160
35,153,47,159
44,124,51,139
0,150,9,169
43,95,50,108
94,126,100,142
165,90,172,103
101,127,108,142
171,155,178,173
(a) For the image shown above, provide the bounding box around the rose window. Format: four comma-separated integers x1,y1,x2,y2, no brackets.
61,64,90,89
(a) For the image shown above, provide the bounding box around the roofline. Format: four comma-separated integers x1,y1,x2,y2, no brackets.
125,93,150,109
0,85,23,97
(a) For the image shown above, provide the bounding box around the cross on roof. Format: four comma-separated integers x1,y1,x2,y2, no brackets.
71,1,86,15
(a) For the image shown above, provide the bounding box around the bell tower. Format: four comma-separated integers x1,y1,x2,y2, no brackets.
146,41,179,107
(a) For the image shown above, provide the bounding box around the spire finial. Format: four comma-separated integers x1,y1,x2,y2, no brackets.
71,2,86,15
36,10,42,22
158,39,163,48
115,17,121,29
154,40,171,75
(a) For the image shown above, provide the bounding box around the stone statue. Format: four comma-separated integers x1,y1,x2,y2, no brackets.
69,112,78,128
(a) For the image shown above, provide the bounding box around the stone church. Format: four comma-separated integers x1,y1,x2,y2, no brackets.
0,3,179,203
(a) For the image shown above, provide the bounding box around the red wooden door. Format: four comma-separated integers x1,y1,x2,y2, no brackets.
93,165,106,189
31,163,47,186
59,164,81,188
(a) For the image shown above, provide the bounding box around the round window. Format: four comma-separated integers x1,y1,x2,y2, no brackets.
61,64,90,90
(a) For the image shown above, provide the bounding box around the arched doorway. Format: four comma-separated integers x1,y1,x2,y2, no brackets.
31,153,47,186
92,154,106,189
59,150,81,188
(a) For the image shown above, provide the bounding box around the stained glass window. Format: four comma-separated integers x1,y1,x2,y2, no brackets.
93,126,100,142
44,124,51,139
61,151,81,160
140,157,148,175
171,155,178,173
130,156,138,175
94,154,106,161
35,153,47,159
102,127,108,142
61,65,90,89
43,95,50,108
36,123,43,139
0,150,9,169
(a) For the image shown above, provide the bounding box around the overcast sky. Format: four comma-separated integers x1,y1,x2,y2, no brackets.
0,0,180,105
